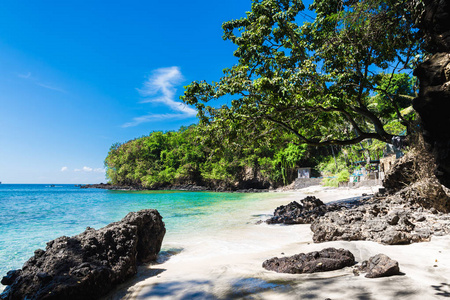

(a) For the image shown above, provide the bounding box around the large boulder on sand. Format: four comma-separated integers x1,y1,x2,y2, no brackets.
262,248,355,274
0,209,165,300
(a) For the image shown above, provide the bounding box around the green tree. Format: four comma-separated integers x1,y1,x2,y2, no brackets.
182,0,421,146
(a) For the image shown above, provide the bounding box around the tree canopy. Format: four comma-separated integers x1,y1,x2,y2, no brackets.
182,0,421,146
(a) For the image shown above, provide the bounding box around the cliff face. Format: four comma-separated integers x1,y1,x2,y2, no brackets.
413,0,450,187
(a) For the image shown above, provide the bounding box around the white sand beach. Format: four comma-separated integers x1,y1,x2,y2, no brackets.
107,186,450,300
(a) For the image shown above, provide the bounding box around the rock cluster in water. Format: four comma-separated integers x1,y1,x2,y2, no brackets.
262,248,355,274
0,209,166,300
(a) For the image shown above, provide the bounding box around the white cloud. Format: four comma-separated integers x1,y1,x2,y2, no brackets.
93,168,106,173
61,166,68,172
83,166,93,172
122,66,197,127
74,166,105,173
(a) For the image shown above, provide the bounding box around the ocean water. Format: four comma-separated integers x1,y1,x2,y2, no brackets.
0,184,271,287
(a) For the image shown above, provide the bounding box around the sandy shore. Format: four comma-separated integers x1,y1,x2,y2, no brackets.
106,186,450,300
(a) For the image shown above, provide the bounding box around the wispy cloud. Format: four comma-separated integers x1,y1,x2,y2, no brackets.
18,72,32,79
17,72,66,93
36,83,66,93
74,166,105,173
122,66,197,128
61,166,68,172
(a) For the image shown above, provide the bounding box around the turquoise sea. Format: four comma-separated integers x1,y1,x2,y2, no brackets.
0,184,267,288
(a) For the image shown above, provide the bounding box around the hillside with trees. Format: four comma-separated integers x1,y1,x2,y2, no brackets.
105,124,327,190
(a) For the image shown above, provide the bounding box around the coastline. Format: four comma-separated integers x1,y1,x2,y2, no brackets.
80,183,270,193
103,185,450,300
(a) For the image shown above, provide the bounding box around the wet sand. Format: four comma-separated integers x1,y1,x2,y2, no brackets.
106,186,450,300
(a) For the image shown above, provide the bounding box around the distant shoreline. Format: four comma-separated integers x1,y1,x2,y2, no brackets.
80,183,270,193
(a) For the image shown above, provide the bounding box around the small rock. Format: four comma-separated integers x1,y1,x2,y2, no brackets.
360,254,400,278
416,216,426,222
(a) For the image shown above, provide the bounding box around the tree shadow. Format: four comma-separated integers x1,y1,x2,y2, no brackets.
140,279,216,299
432,283,450,297
101,268,166,300
102,248,182,299
222,277,291,299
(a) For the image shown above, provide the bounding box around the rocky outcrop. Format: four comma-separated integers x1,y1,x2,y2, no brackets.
413,0,450,188
382,145,450,212
81,183,268,193
0,209,165,300
311,192,450,245
80,183,144,190
265,196,353,224
357,254,401,278
262,248,355,274
266,197,327,224
382,153,417,194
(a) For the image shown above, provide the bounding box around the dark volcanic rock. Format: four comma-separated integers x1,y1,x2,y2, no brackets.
310,191,450,245
310,198,417,245
262,248,355,274
266,196,330,224
0,209,165,300
81,183,142,190
359,254,400,278
266,196,366,225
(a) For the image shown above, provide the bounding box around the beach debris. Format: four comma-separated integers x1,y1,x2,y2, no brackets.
0,209,166,300
262,247,355,274
357,254,400,278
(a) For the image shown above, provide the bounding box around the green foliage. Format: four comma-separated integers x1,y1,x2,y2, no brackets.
104,124,310,189
317,152,347,176
183,0,422,147
322,169,350,187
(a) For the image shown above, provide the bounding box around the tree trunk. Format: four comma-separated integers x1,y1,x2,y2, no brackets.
413,0,450,188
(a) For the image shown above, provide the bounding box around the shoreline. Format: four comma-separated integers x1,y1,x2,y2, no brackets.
103,185,450,300
80,183,271,193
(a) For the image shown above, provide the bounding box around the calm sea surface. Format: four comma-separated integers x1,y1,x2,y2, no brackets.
0,184,269,285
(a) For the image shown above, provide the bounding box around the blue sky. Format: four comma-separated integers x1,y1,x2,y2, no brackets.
0,0,314,184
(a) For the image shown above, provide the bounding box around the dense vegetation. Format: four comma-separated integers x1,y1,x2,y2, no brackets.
183,0,421,146
106,0,421,189
105,125,324,189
